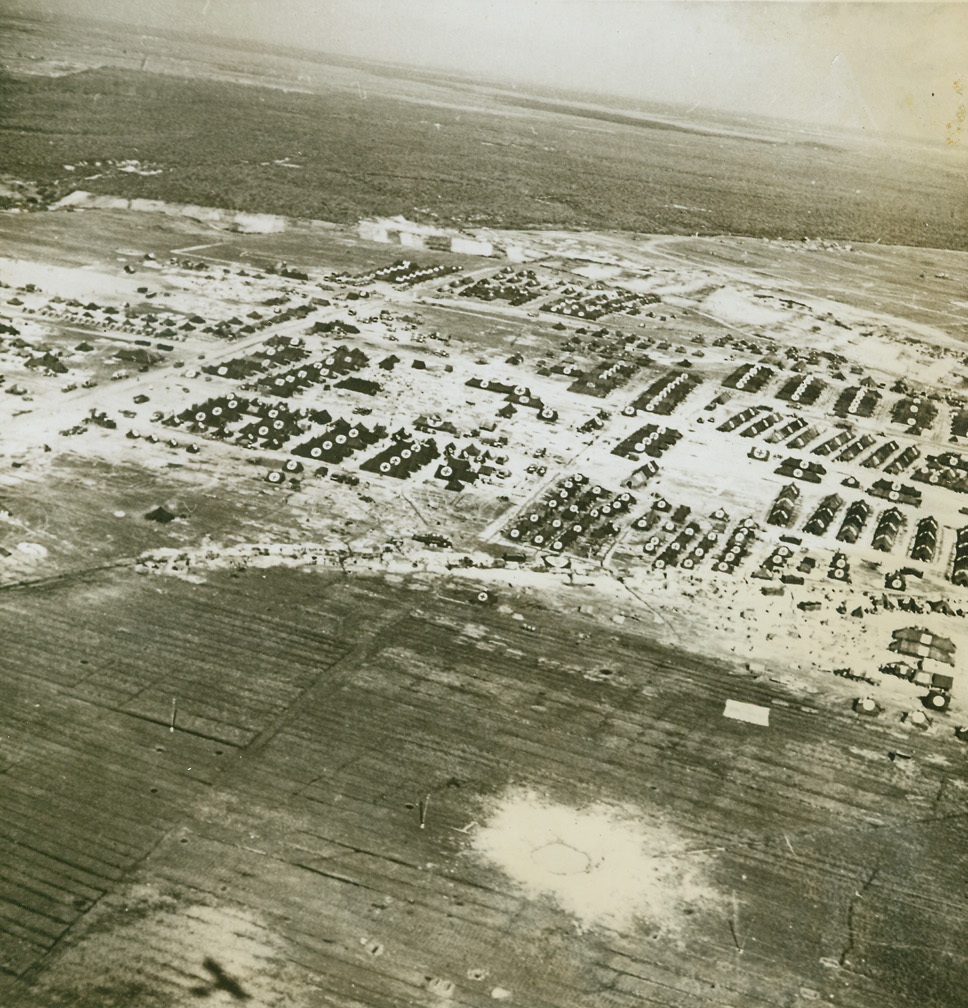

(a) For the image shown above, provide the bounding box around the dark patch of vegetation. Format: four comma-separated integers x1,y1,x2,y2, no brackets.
0,66,965,249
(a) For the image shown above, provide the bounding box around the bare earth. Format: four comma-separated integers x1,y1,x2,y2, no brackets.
1,200,968,1007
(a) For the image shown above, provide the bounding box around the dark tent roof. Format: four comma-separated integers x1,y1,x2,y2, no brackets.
144,506,176,523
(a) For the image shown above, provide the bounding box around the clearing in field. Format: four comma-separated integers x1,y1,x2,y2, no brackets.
472,787,722,932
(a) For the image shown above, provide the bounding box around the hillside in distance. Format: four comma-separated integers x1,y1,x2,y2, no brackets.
0,11,965,248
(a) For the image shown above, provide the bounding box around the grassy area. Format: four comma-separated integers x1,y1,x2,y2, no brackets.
0,64,966,249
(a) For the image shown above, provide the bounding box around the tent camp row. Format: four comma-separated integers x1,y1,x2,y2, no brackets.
630,370,701,416
812,429,853,456
718,406,760,433
544,286,658,320
568,357,644,398
911,515,939,563
837,433,876,462
913,454,968,494
869,479,922,507
776,374,825,405
951,525,968,587
872,507,906,552
890,396,938,434
786,424,821,450
803,493,845,536
649,520,722,570
828,551,851,582
742,411,786,439
890,626,956,666
861,440,900,470
722,362,774,393
832,385,881,418
836,499,872,543
504,475,634,553
612,424,682,460
360,433,440,480
712,521,758,573
767,484,800,527
294,419,387,464
884,445,920,476
765,417,807,445
775,457,825,483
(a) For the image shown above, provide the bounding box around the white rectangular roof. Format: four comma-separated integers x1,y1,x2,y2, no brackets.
723,700,771,726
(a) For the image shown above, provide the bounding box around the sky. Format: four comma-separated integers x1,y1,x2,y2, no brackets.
22,1,968,144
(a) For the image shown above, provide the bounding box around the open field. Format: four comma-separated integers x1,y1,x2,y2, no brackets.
3,567,968,1008
1,14,966,249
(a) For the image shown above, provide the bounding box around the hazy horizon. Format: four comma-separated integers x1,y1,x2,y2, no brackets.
7,1,967,147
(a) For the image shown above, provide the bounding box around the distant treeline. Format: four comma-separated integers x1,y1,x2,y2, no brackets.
0,67,965,249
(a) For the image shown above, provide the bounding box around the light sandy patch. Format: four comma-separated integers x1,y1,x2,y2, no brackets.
472,787,722,933
0,255,141,302
571,263,622,281
723,699,771,725
699,286,790,327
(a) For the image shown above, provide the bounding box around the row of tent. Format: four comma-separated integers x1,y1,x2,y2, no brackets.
837,433,876,462
647,521,721,569
872,507,906,552
456,269,546,306
765,417,807,445
739,411,782,439
786,424,821,450
812,429,853,456
712,520,758,573
950,410,968,439
775,457,826,483
253,333,309,363
293,419,388,463
612,424,682,460
623,460,660,488
718,406,760,433
890,396,937,434
340,259,461,286
861,440,900,469
913,453,968,494
828,551,851,582
951,526,968,586
776,374,825,405
889,626,956,665
911,516,939,563
467,377,545,411
768,483,801,526
568,357,644,398
837,500,872,543
832,385,881,418
630,370,700,416
360,434,440,480
884,445,920,475
504,475,635,552
869,479,922,507
544,288,658,320
880,661,953,692
722,362,774,393
803,493,845,535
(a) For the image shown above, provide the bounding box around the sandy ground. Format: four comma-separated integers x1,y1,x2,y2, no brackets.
3,202,966,739
472,786,722,934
